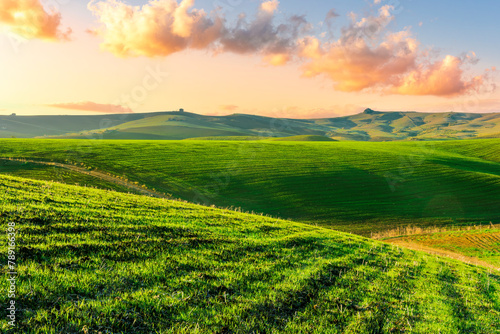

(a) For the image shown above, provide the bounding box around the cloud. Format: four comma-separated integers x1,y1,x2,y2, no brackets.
88,0,309,62
325,9,340,21
87,0,223,57
87,0,225,57
324,9,339,30
47,102,133,113
260,0,279,14
393,55,487,96
219,104,239,112
297,5,493,97
0,0,71,41
87,0,494,97
299,7,418,92
219,2,309,60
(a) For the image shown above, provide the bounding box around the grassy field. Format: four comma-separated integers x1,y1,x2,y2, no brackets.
0,139,499,235
1,173,499,333
268,135,337,141
0,139,500,235
184,135,335,141
0,159,134,194
385,227,500,268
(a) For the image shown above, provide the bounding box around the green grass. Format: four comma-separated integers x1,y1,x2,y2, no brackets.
184,135,336,141
268,135,337,141
0,159,134,194
0,139,499,235
184,136,268,141
1,174,499,333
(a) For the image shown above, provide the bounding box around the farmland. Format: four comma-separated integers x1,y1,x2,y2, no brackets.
0,159,134,194
385,227,500,268
0,139,499,235
1,174,499,333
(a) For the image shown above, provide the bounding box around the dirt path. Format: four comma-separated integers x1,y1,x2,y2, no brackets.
1,158,170,199
385,239,500,271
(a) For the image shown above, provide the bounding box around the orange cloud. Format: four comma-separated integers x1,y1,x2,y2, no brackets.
88,0,307,61
88,0,494,97
48,102,133,114
297,5,492,97
300,31,419,92
0,0,71,41
260,0,279,14
393,55,491,96
219,104,239,112
299,6,416,92
264,53,290,66
87,0,223,57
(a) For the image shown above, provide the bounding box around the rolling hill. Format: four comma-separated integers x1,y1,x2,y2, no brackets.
3,109,500,140
1,139,499,235
1,173,499,333
0,112,183,139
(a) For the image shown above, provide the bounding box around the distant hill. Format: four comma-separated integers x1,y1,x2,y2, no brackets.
2,109,500,141
0,112,173,138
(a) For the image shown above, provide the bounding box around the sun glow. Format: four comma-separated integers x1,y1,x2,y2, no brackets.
13,11,26,19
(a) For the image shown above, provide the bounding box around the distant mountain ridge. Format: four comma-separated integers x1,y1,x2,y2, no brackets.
1,109,500,141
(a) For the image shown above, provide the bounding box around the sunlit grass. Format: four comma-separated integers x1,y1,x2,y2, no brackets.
0,174,499,333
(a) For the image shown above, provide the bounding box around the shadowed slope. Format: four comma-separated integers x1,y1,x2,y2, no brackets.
1,139,499,235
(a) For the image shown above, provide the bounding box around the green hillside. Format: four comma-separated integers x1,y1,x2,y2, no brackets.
50,109,500,141
1,174,499,333
55,113,252,140
1,139,499,235
0,112,175,139
43,112,325,140
5,109,500,141
324,109,500,141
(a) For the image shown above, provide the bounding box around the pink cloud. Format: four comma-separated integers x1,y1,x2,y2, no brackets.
0,0,71,41
87,0,224,57
219,104,239,112
88,0,308,61
393,55,484,96
297,5,493,97
47,102,133,113
87,0,494,97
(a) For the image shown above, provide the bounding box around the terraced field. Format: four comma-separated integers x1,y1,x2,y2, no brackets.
1,174,499,333
1,139,499,235
386,228,500,268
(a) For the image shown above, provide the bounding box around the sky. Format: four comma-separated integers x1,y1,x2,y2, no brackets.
0,0,499,118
